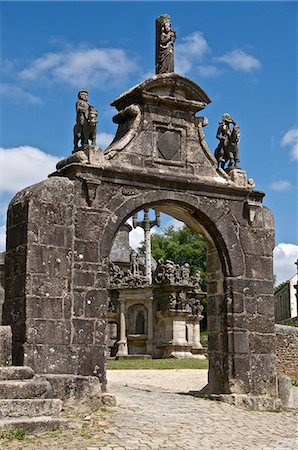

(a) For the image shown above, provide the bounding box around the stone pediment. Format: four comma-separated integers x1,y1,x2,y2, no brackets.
111,73,211,113
104,73,221,181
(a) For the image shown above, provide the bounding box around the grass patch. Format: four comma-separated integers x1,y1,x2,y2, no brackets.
107,358,208,370
292,379,298,387
0,427,27,441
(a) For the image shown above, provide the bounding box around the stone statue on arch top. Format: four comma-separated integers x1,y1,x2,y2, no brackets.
73,88,98,152
214,113,240,170
155,14,176,74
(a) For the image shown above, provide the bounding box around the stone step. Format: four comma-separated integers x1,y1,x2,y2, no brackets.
0,377,52,399
0,366,34,381
0,416,68,434
0,399,62,419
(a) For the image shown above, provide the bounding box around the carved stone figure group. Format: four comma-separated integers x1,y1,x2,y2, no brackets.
154,260,202,287
214,113,240,169
73,89,98,152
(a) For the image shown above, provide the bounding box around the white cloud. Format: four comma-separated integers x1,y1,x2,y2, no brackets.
164,218,184,230
129,226,144,250
0,83,41,104
176,31,210,74
19,48,137,88
97,132,114,150
274,243,298,285
0,146,60,194
281,127,298,161
217,49,261,72
0,225,6,252
197,65,220,78
269,180,291,192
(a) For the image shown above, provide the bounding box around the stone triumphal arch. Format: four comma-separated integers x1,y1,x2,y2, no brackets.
4,16,280,410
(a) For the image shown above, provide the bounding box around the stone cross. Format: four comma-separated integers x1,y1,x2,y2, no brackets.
132,209,160,284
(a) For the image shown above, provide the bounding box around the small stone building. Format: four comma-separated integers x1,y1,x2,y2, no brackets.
108,223,205,359
274,274,298,322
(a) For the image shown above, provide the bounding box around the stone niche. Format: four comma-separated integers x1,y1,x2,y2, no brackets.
4,72,279,409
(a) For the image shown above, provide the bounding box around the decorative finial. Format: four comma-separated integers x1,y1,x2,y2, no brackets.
155,14,176,74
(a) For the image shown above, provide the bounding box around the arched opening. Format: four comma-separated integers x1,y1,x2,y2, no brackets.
104,196,231,392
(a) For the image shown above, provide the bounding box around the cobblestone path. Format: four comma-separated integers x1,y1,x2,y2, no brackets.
103,370,297,450
1,369,297,449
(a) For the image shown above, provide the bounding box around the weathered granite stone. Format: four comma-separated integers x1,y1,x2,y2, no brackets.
0,326,12,366
3,60,278,408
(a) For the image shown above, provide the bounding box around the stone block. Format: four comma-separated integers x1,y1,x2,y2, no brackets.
244,297,257,314
7,223,27,249
31,275,68,297
231,331,249,354
26,319,71,345
233,355,250,388
249,333,276,354
0,417,68,434
256,295,275,315
5,273,26,298
208,333,225,352
0,399,62,418
250,353,277,396
26,297,63,319
73,290,85,317
73,270,95,288
85,290,107,318
245,255,273,280
24,344,75,375
240,228,274,256
94,319,106,344
40,225,66,247
207,294,225,316
29,201,73,227
75,210,106,241
208,315,225,333
7,201,28,227
63,295,72,319
225,277,274,297
0,366,34,380
277,375,294,409
232,292,244,314
0,326,12,365
38,374,102,411
72,319,95,345
74,241,99,262
27,245,71,277
0,377,52,399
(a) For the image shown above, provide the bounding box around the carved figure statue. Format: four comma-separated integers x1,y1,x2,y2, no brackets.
177,291,187,310
73,89,98,151
214,113,240,169
156,14,176,74
130,250,139,276
168,293,177,310
180,263,190,284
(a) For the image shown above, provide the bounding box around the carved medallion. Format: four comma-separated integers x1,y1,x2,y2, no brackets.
157,130,181,161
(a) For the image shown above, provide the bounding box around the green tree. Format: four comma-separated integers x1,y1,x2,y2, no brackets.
139,224,207,290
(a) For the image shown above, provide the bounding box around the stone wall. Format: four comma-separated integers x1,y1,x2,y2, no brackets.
275,324,298,380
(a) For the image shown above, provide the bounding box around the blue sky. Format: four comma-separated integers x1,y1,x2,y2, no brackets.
0,1,297,283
